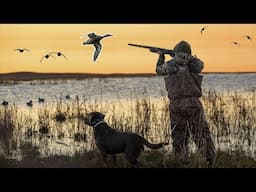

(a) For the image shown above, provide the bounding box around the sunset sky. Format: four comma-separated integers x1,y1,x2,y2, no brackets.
0,24,256,73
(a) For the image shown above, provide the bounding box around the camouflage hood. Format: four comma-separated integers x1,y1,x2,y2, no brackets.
173,41,193,65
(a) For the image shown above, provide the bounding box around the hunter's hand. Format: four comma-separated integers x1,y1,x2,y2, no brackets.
150,48,158,52
150,48,164,55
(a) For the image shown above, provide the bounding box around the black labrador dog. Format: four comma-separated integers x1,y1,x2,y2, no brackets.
84,111,168,168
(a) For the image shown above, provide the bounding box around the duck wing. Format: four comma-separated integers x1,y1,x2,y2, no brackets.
24,48,31,52
93,42,102,62
49,55,55,59
103,34,112,38
61,53,68,61
40,56,45,62
48,52,57,55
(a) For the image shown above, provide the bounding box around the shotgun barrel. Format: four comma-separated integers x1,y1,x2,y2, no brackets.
128,43,175,57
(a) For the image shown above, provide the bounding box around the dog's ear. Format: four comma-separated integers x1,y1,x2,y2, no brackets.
94,112,105,120
99,113,105,119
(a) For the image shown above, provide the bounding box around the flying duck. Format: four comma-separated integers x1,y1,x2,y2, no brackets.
200,26,208,35
14,48,30,53
244,35,252,41
40,53,55,62
81,32,113,62
49,51,68,61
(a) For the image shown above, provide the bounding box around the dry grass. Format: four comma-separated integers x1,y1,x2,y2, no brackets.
0,88,255,167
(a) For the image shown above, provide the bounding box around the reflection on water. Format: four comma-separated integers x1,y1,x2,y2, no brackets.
1,74,256,106
0,73,256,159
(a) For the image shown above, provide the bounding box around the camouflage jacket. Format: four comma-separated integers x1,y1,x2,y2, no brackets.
156,54,204,110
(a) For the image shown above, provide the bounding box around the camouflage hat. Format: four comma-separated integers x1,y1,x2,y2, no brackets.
173,41,192,55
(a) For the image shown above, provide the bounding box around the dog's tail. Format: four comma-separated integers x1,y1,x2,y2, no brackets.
142,138,169,149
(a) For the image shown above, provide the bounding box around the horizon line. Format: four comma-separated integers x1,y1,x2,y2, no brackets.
1,71,256,75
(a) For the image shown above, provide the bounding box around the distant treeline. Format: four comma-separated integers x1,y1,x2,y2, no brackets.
0,72,156,81
0,71,255,81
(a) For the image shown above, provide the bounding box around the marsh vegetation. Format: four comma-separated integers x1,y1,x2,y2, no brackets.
0,84,255,167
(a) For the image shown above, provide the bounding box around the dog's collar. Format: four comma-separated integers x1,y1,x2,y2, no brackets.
93,120,105,128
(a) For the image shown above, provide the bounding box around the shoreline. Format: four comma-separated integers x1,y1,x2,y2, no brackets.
0,72,255,81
